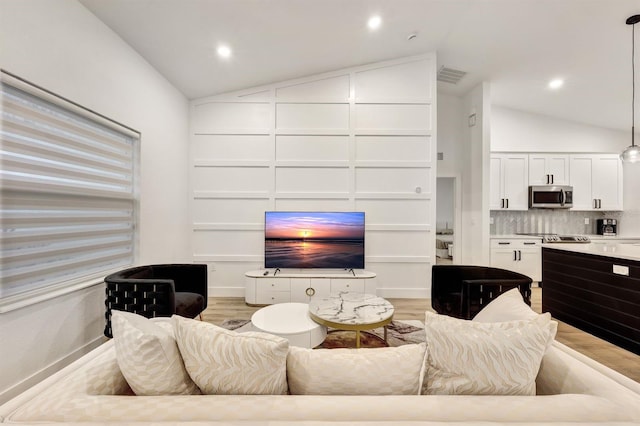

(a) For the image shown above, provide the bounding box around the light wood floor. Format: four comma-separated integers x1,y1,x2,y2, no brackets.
203,287,640,383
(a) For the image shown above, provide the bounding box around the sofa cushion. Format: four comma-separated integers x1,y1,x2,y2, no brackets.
422,311,551,396
172,315,289,395
287,343,427,395
472,287,558,348
110,310,200,395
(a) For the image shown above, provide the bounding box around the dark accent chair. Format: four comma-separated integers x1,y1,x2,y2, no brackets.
431,265,532,320
104,264,208,337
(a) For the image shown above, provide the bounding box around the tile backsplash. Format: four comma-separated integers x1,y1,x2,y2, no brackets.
491,210,623,235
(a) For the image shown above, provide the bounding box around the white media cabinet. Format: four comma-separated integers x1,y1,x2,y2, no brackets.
245,270,377,305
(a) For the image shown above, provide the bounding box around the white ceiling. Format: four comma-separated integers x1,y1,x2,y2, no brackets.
80,0,640,132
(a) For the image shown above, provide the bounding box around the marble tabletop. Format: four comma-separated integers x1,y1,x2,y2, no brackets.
308,292,394,326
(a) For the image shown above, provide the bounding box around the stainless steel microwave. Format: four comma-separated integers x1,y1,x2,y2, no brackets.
528,185,573,209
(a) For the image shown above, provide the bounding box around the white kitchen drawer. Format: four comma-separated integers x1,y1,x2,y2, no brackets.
490,238,541,248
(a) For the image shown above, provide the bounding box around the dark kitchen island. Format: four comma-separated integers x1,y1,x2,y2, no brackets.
542,242,640,355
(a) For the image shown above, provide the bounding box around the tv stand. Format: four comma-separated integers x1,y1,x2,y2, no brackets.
245,270,376,305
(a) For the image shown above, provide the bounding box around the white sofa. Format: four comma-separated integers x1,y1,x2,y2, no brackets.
1,331,639,425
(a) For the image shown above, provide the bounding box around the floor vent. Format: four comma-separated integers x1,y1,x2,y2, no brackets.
437,66,467,84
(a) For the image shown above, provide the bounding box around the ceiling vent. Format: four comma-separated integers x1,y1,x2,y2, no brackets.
437,66,467,84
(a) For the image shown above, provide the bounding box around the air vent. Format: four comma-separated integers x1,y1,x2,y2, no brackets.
437,66,467,84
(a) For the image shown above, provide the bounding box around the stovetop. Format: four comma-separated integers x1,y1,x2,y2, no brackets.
516,233,591,243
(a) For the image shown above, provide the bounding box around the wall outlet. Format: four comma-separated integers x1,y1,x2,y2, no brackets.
613,265,629,276
584,218,590,225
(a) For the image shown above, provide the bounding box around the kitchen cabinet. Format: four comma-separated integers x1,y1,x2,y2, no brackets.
528,154,570,185
569,154,623,211
490,238,541,282
490,154,529,210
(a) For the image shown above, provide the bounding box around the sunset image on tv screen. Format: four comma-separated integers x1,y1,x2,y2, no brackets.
264,212,365,269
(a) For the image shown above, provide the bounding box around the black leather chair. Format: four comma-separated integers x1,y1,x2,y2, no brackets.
104,264,208,337
431,265,532,320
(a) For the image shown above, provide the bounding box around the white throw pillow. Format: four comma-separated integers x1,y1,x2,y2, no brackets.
423,311,551,396
287,343,427,395
171,315,289,395
110,310,200,395
472,288,558,348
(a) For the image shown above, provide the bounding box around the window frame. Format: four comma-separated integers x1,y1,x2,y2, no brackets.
0,70,140,313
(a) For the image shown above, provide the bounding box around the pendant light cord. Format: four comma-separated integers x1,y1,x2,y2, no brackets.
633,22,636,147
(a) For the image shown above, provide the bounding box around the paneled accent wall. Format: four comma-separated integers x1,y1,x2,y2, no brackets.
190,54,437,298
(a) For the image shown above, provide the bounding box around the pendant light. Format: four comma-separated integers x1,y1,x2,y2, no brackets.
621,15,640,163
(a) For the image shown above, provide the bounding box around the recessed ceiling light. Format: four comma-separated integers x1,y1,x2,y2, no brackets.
368,15,382,30
217,45,232,58
548,78,564,89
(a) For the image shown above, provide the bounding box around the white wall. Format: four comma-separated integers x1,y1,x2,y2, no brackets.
457,83,491,265
491,105,640,236
436,93,465,177
492,106,629,152
190,55,437,298
0,0,190,403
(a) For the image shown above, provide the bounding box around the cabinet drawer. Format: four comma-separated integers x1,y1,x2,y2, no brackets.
259,278,290,291
330,279,365,293
257,291,291,304
490,239,541,248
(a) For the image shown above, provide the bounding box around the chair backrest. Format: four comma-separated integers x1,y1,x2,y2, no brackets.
103,264,208,337
431,265,532,319
104,278,175,337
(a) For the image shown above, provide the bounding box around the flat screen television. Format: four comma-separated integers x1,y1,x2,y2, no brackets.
264,211,365,269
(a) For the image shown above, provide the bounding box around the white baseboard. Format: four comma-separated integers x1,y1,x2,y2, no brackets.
208,286,430,299
0,336,105,405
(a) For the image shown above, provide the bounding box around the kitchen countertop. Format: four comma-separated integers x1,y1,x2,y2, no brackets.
542,241,640,262
491,234,640,241
490,234,543,239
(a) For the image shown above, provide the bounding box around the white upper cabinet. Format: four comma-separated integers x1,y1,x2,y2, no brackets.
569,154,623,211
490,153,529,210
528,154,570,185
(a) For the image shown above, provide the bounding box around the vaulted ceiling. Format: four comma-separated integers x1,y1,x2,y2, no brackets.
80,0,640,132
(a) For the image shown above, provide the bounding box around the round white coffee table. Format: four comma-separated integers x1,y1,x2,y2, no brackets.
308,292,394,348
251,302,327,348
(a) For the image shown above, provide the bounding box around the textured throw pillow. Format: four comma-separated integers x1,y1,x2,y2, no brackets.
110,310,200,395
171,315,289,395
422,311,551,396
287,343,427,395
472,288,558,348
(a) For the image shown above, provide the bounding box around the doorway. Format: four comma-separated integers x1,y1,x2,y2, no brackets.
436,177,460,264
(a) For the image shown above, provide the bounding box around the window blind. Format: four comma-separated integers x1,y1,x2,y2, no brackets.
0,71,139,311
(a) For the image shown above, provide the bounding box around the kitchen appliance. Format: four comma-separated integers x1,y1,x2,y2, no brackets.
528,185,573,209
516,233,591,243
596,219,618,236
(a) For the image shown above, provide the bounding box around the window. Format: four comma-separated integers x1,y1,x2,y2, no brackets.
0,71,139,312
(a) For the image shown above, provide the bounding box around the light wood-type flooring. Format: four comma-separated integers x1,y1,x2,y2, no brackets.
203,287,639,383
